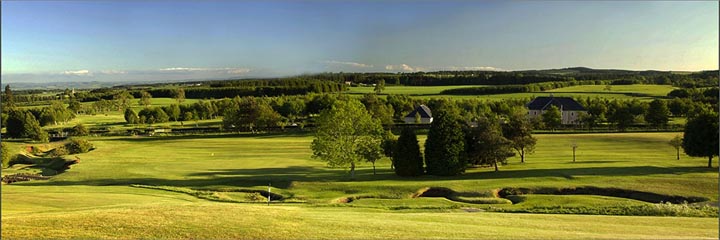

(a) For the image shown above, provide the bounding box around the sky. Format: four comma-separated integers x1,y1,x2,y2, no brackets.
2,1,718,83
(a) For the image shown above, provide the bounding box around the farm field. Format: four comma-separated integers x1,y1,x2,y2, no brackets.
347,85,485,95
350,84,675,101
2,132,717,238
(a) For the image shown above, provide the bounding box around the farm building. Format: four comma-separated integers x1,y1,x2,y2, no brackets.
526,96,586,125
404,105,433,124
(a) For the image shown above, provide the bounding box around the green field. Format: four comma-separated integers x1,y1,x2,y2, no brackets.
348,85,485,95
2,132,717,238
349,84,676,101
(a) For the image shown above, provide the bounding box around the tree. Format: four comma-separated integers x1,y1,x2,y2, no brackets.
466,117,515,172
380,130,397,168
645,99,670,129
4,84,15,108
124,108,139,124
113,91,134,111
502,110,537,163
424,104,467,176
374,79,385,94
68,100,83,114
669,135,683,160
311,99,383,178
5,109,48,142
166,104,181,122
393,127,424,176
359,139,384,175
223,98,282,133
607,102,634,131
682,112,719,168
542,105,562,131
1,142,14,168
173,88,186,103
139,91,152,108
279,98,305,123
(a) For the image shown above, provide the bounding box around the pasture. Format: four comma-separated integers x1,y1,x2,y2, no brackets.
349,84,675,101
2,132,717,238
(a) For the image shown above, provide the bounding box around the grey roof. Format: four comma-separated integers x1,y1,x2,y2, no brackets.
405,105,432,118
527,96,586,111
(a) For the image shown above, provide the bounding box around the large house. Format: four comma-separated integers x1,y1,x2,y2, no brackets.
404,105,433,124
526,96,586,125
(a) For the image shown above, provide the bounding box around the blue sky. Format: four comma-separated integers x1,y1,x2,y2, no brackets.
2,1,717,83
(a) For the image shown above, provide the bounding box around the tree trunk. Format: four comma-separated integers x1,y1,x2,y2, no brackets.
520,149,525,163
350,162,356,178
676,149,680,160
372,162,376,175
494,160,499,172
708,156,713,168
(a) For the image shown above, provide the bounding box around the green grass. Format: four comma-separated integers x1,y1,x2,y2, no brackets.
348,85,486,95
348,84,675,101
2,131,717,238
545,84,676,97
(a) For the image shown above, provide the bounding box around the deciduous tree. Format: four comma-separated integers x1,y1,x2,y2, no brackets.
502,110,537,163
467,117,515,172
682,112,719,168
311,99,383,178
542,105,562,131
669,135,682,160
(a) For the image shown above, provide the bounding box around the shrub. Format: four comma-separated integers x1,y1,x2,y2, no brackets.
67,138,93,154
70,124,89,136
1,142,15,168
49,146,70,157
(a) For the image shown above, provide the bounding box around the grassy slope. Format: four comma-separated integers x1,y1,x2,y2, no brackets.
2,132,717,238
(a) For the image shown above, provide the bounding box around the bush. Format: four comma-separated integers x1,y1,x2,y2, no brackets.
70,124,89,136
1,142,15,168
67,138,93,154
49,146,70,157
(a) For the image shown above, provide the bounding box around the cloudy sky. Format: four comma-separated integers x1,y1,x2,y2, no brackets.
2,1,717,83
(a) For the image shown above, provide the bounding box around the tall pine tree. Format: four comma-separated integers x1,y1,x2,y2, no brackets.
424,104,467,176
393,127,424,176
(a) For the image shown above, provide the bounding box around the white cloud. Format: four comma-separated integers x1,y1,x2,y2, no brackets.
159,67,251,74
100,70,127,74
442,66,503,71
323,60,373,68
159,67,205,71
226,68,250,74
61,70,92,76
385,64,422,72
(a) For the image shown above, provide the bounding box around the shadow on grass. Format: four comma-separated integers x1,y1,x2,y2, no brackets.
102,131,312,142
18,165,716,189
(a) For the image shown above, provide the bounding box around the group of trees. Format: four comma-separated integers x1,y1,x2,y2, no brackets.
311,99,538,177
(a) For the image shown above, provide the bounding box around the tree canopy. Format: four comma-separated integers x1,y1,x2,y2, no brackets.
393,128,424,176
682,112,719,168
424,103,467,176
311,99,384,178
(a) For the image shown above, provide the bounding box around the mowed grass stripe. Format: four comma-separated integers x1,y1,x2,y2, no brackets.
2,203,716,239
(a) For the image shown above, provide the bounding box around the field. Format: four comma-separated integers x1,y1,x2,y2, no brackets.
2,132,718,238
349,84,676,100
